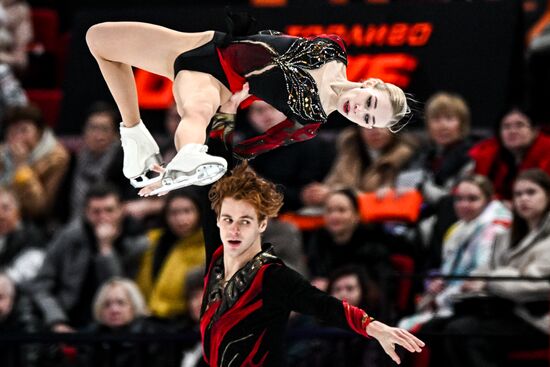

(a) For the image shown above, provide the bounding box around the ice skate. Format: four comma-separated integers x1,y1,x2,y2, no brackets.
150,144,227,196
119,121,163,188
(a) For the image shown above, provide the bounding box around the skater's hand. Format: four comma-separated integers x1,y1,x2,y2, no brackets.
138,164,165,197
367,321,424,365
219,83,251,114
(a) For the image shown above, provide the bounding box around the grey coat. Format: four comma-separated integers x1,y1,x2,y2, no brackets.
30,218,148,326
476,213,550,334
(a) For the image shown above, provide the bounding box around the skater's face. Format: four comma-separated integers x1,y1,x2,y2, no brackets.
338,87,393,129
248,101,287,133
427,113,462,147
84,112,118,154
0,190,20,236
453,182,489,223
98,284,135,328
330,274,362,307
324,192,360,238
500,110,536,152
513,179,549,224
166,197,200,238
217,198,267,261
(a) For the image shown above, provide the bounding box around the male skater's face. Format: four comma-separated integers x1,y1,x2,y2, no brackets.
217,198,267,260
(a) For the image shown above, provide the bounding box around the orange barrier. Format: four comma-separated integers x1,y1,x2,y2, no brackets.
358,190,423,223
278,212,325,231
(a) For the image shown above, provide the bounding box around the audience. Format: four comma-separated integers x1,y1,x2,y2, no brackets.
301,124,415,208
422,169,550,367
469,106,550,201
0,186,44,284
0,272,40,367
399,175,511,333
136,188,205,321
306,188,395,310
30,183,148,330
65,101,121,220
0,105,69,221
79,277,169,367
0,0,32,72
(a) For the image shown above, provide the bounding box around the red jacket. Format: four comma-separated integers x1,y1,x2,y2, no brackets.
469,133,550,199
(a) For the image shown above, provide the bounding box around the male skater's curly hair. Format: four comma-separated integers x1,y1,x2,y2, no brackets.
209,162,283,221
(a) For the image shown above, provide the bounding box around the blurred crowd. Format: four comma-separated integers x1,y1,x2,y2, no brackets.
1,1,550,367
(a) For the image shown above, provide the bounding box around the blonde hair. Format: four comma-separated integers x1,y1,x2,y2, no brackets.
364,78,411,132
425,92,470,137
92,277,149,323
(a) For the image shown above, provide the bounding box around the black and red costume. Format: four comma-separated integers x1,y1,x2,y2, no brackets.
199,241,374,367
173,30,347,159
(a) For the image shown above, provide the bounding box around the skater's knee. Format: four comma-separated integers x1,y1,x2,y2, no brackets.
86,22,115,55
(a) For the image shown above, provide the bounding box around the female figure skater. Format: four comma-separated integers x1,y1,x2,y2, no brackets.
86,19,410,195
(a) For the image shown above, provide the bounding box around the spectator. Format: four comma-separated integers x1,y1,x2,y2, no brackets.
30,183,148,330
136,188,205,321
433,169,550,367
301,125,415,208
399,91,474,204
245,101,335,211
0,0,32,72
469,106,550,201
307,188,394,311
398,175,511,333
79,277,169,367
288,266,377,367
0,272,40,367
399,92,476,270
0,61,26,121
0,186,44,284
180,266,207,367
66,101,120,219
0,105,69,220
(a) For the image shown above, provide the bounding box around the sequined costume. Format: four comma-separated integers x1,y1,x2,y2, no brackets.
199,240,374,367
173,31,347,159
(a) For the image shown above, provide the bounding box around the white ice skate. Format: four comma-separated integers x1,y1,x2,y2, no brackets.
119,121,163,188
150,144,227,196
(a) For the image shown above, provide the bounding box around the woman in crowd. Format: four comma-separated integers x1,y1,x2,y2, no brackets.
420,169,550,367
307,188,395,310
469,106,550,201
301,124,416,207
136,188,205,321
398,175,511,331
79,277,169,367
0,105,69,220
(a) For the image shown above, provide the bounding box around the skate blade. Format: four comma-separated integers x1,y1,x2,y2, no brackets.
149,164,226,195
